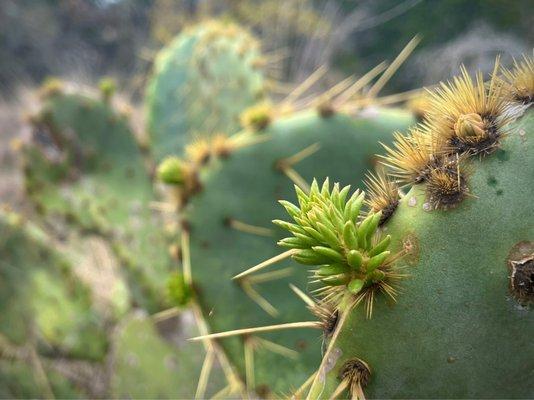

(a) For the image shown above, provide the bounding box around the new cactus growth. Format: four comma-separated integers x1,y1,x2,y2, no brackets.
176,103,414,395
274,179,404,317
235,56,533,399
145,20,266,160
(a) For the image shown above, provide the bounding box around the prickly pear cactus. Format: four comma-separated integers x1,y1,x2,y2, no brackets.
145,20,266,160
178,105,414,396
249,60,533,398
24,84,174,312
0,209,107,361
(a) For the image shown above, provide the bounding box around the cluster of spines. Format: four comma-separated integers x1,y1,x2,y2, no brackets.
368,56,533,213
274,179,405,317
500,53,534,105
156,133,239,204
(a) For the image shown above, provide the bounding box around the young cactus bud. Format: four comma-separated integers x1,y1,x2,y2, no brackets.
157,157,186,185
240,102,273,131
454,113,485,139
99,77,116,103
271,179,405,316
167,271,193,307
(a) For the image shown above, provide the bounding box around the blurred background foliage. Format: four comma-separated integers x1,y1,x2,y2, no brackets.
1,0,532,99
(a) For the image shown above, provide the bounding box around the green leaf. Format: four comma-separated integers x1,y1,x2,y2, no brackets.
343,221,359,250
312,246,345,263
316,222,340,249
366,251,390,273
369,235,391,257
279,200,301,218
317,264,350,276
347,250,363,269
321,274,350,286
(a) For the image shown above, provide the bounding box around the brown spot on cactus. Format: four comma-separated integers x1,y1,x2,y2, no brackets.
401,233,420,266
337,358,371,400
508,241,534,304
317,99,336,118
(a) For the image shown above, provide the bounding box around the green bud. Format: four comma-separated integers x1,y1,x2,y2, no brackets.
321,274,350,286
320,178,330,197
327,206,344,232
331,183,340,209
316,222,340,249
338,185,351,208
304,226,325,243
348,278,365,295
277,237,304,249
345,193,364,222
357,213,374,248
343,221,359,250
295,185,309,208
317,263,350,276
279,200,300,218
366,251,390,273
312,246,345,263
369,269,386,282
312,208,337,232
347,250,363,269
293,249,330,265
272,219,305,235
310,179,320,196
295,233,319,247
369,235,391,257
157,157,185,185
365,212,382,243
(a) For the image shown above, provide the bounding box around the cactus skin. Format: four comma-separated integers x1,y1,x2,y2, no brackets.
307,112,534,398
185,107,414,395
24,88,174,313
145,20,265,159
0,210,107,361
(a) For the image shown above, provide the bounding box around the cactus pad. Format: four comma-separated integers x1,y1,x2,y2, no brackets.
145,20,265,159
185,107,414,395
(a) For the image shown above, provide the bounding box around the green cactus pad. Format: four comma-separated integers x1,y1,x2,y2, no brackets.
24,89,174,312
0,210,107,361
145,20,265,159
110,312,225,399
0,359,82,399
186,108,414,395
309,110,534,398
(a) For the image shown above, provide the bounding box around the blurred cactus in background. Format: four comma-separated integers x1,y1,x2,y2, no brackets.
145,20,266,159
